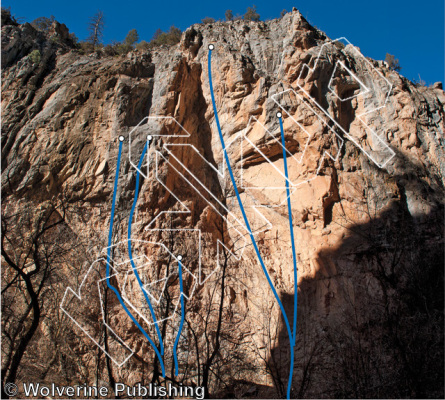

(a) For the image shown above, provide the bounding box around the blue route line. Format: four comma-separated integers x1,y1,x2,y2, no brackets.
106,139,165,377
279,117,298,344
128,141,165,355
208,48,295,399
173,258,185,376
279,116,298,397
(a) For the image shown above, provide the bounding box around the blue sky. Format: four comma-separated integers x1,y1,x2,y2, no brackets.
4,0,444,85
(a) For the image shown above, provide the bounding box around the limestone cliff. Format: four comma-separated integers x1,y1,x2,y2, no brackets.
2,9,444,399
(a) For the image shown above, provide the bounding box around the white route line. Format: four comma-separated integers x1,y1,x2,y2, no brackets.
103,240,196,326
272,89,345,174
60,258,134,367
62,36,395,365
272,37,395,172
327,60,370,102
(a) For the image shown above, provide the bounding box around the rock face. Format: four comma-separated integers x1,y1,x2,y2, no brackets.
2,9,444,399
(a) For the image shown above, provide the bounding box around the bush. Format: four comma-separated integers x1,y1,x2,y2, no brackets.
103,43,118,56
385,53,401,71
280,9,287,17
50,36,63,45
136,40,150,52
116,43,133,55
1,7,19,25
31,15,55,31
152,28,162,41
29,49,41,64
168,26,182,41
244,5,260,21
69,32,78,45
150,26,181,47
413,74,426,87
225,10,233,21
101,31,149,57
201,17,215,24
78,41,95,54
125,29,139,46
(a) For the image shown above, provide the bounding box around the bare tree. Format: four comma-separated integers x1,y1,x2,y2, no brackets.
87,11,105,49
1,199,81,397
